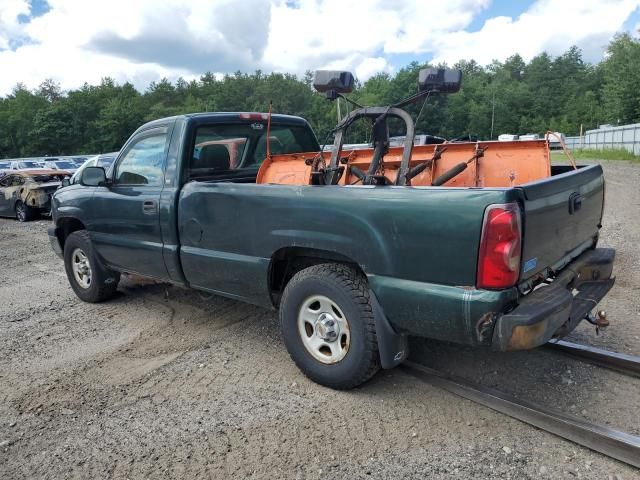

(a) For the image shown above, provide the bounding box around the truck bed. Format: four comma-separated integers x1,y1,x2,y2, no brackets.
179,162,605,347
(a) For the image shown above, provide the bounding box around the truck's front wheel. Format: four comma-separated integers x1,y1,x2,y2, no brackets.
63,230,120,303
279,263,380,389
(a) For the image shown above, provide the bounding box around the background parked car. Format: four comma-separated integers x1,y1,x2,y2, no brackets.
68,152,118,185
0,161,10,178
70,156,89,167
519,133,540,141
498,134,519,141
43,159,78,174
545,131,566,150
10,160,42,170
0,170,70,221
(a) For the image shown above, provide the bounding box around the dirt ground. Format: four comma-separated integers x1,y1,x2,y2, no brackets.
0,160,639,479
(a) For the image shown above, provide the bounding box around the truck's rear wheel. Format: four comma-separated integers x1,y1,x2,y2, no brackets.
63,230,120,303
279,263,380,389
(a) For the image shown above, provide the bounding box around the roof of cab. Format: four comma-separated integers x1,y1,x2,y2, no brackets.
139,112,310,130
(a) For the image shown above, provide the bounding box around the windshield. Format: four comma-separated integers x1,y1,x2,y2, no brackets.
18,161,40,168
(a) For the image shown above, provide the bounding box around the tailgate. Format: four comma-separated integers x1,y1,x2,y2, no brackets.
518,164,604,281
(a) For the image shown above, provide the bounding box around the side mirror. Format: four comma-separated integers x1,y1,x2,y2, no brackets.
61,177,70,188
81,166,108,187
418,68,462,93
313,70,355,98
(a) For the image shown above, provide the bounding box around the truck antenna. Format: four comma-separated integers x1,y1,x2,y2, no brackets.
266,100,273,160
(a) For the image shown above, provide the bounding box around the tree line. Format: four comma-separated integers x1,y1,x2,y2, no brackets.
1,33,639,158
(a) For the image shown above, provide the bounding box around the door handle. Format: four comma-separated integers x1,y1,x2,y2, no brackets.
142,200,157,214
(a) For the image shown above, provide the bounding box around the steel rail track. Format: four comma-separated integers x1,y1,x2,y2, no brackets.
545,340,640,378
400,361,640,469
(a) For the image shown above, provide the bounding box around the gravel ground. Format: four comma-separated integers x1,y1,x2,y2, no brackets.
0,160,639,479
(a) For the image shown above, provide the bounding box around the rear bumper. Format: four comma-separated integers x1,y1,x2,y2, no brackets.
492,248,615,351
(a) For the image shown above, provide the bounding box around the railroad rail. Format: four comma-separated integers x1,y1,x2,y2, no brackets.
546,339,640,378
400,359,640,469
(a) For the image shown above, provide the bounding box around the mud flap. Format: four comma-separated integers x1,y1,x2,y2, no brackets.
48,226,63,259
369,289,409,369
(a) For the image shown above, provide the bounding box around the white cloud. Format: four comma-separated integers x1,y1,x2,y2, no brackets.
263,0,489,74
0,0,638,95
430,0,640,65
0,0,199,94
0,0,29,49
355,57,391,79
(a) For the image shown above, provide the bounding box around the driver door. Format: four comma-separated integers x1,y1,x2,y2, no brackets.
89,125,172,279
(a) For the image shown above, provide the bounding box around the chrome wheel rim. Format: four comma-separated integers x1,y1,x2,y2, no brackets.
71,248,92,289
297,295,350,364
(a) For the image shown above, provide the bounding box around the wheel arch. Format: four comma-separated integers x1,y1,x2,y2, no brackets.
269,246,409,371
268,246,365,308
55,217,87,251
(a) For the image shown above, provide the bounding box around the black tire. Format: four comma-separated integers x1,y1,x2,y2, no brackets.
63,230,120,303
279,263,380,389
15,201,35,222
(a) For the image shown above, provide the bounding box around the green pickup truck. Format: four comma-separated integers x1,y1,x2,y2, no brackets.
49,103,614,389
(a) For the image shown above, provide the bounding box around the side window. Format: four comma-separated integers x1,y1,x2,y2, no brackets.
115,130,168,186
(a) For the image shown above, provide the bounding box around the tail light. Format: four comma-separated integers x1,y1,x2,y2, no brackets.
477,203,522,289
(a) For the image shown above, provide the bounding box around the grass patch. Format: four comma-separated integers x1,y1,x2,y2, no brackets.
551,148,640,162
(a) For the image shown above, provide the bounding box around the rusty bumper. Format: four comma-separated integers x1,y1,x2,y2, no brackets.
492,248,615,351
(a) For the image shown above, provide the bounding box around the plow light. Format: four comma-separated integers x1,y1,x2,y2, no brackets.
313,70,355,95
418,68,462,93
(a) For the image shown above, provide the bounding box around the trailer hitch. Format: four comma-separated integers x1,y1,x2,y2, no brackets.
585,310,609,334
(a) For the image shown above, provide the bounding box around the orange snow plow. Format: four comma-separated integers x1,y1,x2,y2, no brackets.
257,69,566,188
257,139,551,188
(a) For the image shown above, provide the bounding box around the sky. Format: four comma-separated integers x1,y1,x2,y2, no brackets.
0,0,639,96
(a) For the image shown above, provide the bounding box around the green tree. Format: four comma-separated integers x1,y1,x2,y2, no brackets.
0,37,637,158
601,33,640,124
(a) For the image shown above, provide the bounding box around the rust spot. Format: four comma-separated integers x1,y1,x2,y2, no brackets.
507,320,549,350
476,312,497,342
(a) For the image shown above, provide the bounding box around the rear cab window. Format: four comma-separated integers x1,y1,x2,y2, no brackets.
189,121,318,181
